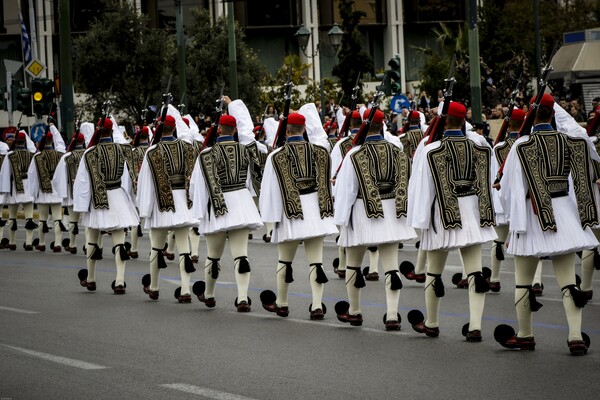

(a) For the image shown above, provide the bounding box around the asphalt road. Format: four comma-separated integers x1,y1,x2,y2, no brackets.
1,225,599,400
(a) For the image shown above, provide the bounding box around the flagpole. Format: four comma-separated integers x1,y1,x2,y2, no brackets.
28,0,38,61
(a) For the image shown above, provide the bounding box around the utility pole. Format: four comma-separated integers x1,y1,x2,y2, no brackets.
467,0,482,124
58,0,74,137
175,0,186,101
227,1,238,100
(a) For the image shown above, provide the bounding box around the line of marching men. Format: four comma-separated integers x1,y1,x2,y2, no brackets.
1,93,599,357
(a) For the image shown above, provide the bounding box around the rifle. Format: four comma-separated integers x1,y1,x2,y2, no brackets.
200,83,226,151
494,59,555,185
326,93,344,136
272,65,294,149
425,53,457,145
177,91,186,115
494,76,522,146
66,107,85,152
338,72,362,140
151,75,174,146
351,88,385,147
87,85,114,148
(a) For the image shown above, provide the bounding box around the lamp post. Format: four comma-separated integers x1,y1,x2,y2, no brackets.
295,23,344,120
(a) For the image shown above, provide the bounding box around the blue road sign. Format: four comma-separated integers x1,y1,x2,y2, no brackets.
390,95,410,113
31,123,47,142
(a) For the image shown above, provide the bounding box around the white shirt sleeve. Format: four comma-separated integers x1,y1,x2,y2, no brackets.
259,150,284,223
333,147,360,226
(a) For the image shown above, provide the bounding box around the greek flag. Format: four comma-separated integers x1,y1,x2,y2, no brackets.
20,12,32,64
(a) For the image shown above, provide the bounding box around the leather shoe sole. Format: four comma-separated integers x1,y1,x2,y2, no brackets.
500,336,535,351
144,287,159,300
489,281,501,293
262,302,289,317
337,313,363,326
365,272,379,281
411,321,440,337
310,308,324,320
237,301,251,312
466,330,482,342
568,340,588,356
385,320,400,331
113,285,126,295
178,294,192,304
198,294,216,308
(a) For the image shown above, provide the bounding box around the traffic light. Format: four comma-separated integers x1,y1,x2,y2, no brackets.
387,55,401,95
11,81,32,115
375,56,402,96
31,78,55,116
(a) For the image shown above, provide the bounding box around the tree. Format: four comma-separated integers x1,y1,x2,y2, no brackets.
332,0,374,105
258,55,310,116
74,0,170,121
185,8,268,120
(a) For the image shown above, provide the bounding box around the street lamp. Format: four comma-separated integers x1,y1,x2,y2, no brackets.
295,23,345,121
295,23,344,58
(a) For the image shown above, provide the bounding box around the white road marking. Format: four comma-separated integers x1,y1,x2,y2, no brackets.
2,344,109,370
160,383,259,400
0,305,39,314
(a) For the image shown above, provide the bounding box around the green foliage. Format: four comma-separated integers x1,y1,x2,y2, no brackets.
185,8,268,120
332,0,374,105
258,55,310,115
478,0,600,102
73,0,169,121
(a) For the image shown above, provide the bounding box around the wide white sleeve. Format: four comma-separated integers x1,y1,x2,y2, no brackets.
73,153,92,213
52,153,69,199
228,99,256,145
0,154,13,193
407,145,436,229
263,117,278,147
299,103,329,150
136,155,156,219
49,125,66,153
501,146,528,233
333,148,360,226
190,157,210,220
259,151,284,223
336,107,345,132
384,131,402,150
26,155,40,199
25,133,36,153
490,147,503,216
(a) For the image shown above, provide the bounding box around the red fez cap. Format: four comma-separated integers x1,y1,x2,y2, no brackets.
409,111,420,121
323,121,338,130
219,114,237,127
510,108,526,122
98,118,113,130
16,131,27,140
164,115,176,127
73,132,85,142
140,126,150,136
46,131,53,140
351,110,362,120
447,102,467,119
182,117,190,127
3,126,17,139
530,93,555,108
287,113,305,126
363,108,385,123
253,125,262,133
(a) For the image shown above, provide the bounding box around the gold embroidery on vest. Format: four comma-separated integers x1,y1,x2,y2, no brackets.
272,142,333,219
200,141,250,217
400,129,424,160
35,150,63,193
494,137,516,166
427,137,495,229
245,142,263,196
9,150,33,194
85,143,125,210
65,149,84,196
